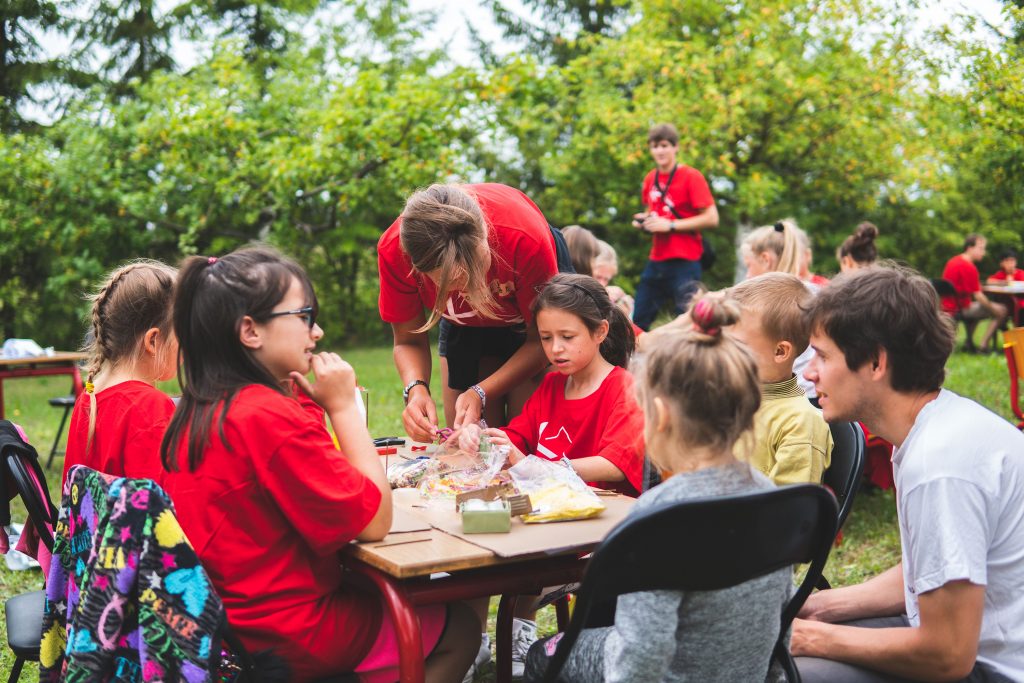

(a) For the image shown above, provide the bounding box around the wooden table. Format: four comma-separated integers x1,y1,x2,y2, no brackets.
345,493,634,683
0,352,87,419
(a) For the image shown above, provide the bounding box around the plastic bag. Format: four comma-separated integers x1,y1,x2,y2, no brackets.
508,456,606,523
418,435,511,499
387,457,442,489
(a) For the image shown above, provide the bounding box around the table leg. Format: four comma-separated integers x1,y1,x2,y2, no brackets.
350,564,426,683
496,593,520,683
71,364,84,396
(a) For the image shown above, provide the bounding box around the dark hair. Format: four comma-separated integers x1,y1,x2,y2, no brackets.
964,233,985,250
1000,249,1018,261
805,265,954,393
647,123,679,146
838,222,879,265
161,246,318,472
532,274,636,368
633,293,760,469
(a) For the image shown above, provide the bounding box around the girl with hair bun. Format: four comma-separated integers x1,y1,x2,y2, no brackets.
837,221,880,272
63,260,178,484
378,183,566,442
524,292,793,683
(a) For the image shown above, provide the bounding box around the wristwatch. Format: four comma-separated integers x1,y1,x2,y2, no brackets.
403,379,429,404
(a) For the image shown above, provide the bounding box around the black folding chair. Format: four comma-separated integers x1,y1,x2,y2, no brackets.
1,420,57,683
931,277,980,351
815,421,866,590
539,484,838,683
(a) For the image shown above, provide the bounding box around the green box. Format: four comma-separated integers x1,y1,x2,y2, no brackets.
460,500,512,534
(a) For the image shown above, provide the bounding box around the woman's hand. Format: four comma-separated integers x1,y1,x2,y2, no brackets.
642,214,672,233
456,424,482,452
291,353,357,415
402,389,438,442
482,428,526,465
453,388,484,429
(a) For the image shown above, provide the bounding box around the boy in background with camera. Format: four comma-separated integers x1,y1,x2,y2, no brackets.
632,123,719,330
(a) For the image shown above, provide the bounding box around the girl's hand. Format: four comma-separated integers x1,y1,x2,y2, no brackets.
402,392,438,443
291,353,357,415
453,388,484,430
456,424,482,452
482,428,525,465
643,214,672,233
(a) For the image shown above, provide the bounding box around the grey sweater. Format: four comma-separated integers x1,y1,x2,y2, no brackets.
557,462,792,682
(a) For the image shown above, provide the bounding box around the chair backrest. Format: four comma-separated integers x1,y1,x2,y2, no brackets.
0,420,57,551
823,422,866,532
930,278,961,313
542,484,837,683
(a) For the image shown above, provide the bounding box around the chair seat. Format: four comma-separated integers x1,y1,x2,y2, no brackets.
5,590,44,658
48,395,76,408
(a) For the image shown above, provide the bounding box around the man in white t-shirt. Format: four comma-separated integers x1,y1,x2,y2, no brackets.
792,265,1024,682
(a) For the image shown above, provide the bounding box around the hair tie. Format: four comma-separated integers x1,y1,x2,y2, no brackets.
208,256,218,265
774,221,785,233
691,298,721,337
85,381,95,394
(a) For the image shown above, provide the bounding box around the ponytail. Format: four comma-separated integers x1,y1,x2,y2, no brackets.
743,219,802,277
531,274,636,368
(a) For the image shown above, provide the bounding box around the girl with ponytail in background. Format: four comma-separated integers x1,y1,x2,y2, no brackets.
63,260,178,484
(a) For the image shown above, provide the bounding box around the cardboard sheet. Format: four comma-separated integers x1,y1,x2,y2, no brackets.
397,494,635,558
388,506,432,534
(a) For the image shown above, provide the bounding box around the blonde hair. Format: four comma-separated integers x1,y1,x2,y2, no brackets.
400,184,500,331
728,272,813,354
83,260,177,454
594,240,618,273
743,218,802,276
561,225,599,277
632,293,761,475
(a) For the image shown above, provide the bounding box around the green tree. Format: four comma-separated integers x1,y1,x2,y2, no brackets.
483,0,938,287
0,0,65,131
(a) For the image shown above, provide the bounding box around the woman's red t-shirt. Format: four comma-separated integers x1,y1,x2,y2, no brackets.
160,384,383,680
501,366,645,495
63,380,174,484
377,183,557,327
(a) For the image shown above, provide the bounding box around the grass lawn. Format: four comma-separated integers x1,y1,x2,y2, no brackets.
0,342,1017,680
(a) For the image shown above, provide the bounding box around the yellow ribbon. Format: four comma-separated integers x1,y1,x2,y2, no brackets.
85,381,95,394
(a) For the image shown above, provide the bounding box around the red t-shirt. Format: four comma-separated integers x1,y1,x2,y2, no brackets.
501,366,644,495
941,255,981,313
642,165,715,262
63,380,174,484
989,268,1024,282
809,273,831,287
160,384,383,680
378,183,558,327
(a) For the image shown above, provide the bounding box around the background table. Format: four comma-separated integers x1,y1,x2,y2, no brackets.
345,494,634,683
984,283,1024,326
0,352,87,419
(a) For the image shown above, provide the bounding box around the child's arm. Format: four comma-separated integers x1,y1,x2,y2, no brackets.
292,352,392,541
566,456,625,483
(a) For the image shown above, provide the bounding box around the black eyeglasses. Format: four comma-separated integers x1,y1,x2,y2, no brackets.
265,306,316,330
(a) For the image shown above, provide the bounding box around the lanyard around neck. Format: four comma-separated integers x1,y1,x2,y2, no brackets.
653,164,678,199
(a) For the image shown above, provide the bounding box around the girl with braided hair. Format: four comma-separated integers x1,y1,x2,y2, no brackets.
524,293,793,683
62,260,178,484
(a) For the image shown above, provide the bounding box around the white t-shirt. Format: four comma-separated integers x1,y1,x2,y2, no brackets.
893,389,1024,679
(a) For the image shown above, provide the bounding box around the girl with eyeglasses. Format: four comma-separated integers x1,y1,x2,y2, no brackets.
159,246,478,683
